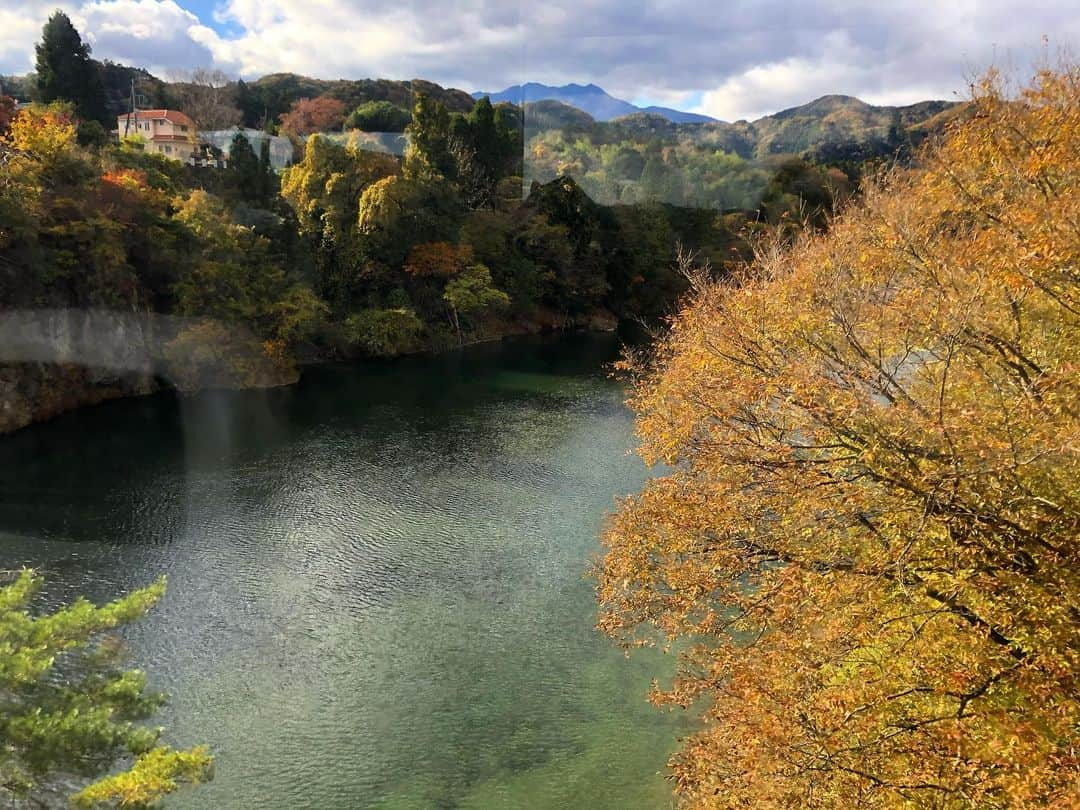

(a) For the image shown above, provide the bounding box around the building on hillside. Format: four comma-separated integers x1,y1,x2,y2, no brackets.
116,109,198,161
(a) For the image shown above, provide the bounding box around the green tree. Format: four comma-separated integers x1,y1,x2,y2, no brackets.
227,132,260,202
344,100,411,133
758,156,834,230
34,12,106,124
357,174,462,266
450,97,520,209
344,307,424,355
172,189,326,344
523,176,611,313
223,132,278,206
235,78,274,130
403,93,455,181
606,203,682,317
257,137,276,201
442,263,509,340
0,570,211,807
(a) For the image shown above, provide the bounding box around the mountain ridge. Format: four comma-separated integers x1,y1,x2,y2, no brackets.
474,82,717,124
519,93,961,162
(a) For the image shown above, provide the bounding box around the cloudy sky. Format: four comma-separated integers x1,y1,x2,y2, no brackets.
0,0,1076,120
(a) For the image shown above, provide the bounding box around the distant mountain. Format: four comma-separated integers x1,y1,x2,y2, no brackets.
519,94,959,162
474,82,717,124
747,94,957,157
638,105,716,124
522,99,599,131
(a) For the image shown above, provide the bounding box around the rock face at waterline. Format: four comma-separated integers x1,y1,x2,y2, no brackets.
0,310,299,433
0,309,159,433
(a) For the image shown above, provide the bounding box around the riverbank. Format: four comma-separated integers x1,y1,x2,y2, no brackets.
0,308,623,435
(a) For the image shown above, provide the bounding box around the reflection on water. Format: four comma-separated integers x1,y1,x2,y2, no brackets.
0,334,685,809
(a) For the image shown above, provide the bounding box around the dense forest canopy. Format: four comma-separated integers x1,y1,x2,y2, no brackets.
2,12,873,397
595,66,1080,808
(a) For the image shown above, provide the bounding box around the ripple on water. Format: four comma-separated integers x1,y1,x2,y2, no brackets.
0,334,686,810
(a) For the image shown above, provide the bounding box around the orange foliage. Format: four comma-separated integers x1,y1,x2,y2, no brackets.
596,66,1080,808
278,95,347,137
2,102,77,159
96,168,164,226
101,168,149,190
403,241,473,277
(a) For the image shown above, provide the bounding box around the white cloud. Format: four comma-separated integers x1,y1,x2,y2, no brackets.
1,0,1077,120
74,0,217,75
692,30,960,121
0,1,61,74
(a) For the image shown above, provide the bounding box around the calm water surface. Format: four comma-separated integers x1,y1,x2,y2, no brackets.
0,334,685,809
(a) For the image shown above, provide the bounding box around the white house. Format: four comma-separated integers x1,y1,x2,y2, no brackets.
117,109,198,161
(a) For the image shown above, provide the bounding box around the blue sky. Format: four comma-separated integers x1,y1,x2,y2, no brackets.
1,0,1076,121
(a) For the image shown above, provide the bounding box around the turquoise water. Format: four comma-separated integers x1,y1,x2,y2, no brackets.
0,334,685,809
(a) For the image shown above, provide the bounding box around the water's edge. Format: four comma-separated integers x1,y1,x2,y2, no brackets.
0,313,622,436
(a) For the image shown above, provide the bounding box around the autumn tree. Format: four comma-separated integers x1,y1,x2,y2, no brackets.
403,241,473,277
0,570,211,807
279,135,397,307
34,12,106,124
1,103,170,310
170,68,241,131
357,174,462,266
171,189,325,342
3,102,77,160
279,96,346,137
595,66,1080,808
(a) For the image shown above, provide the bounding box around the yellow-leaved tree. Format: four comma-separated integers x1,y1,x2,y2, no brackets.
596,66,1080,808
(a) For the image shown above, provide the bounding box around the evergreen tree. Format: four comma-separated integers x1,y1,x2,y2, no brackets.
257,136,276,203
228,132,260,202
34,11,106,124
450,97,520,209
0,570,211,806
403,93,456,181
236,78,263,129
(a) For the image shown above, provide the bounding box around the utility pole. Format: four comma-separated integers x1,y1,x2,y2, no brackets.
123,77,136,138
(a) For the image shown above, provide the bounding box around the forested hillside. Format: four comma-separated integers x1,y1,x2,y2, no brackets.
0,12,950,434
522,95,959,207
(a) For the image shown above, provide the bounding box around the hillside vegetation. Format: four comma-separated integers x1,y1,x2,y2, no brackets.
521,95,957,209
2,12,866,418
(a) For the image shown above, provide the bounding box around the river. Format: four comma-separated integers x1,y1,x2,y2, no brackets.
0,333,684,809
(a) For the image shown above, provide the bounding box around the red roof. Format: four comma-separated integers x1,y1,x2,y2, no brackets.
117,109,196,128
